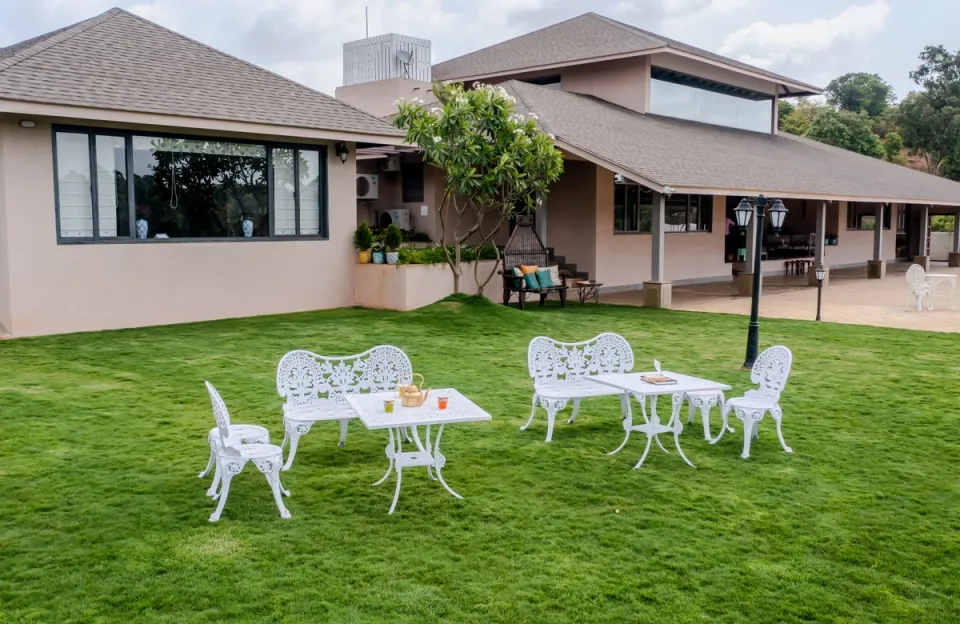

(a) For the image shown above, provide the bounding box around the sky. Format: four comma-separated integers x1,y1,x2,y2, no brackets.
0,0,956,100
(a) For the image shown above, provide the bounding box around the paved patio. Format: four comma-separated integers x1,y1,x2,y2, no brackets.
605,261,960,332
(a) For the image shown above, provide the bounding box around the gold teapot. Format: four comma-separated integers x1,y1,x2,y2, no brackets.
398,373,431,407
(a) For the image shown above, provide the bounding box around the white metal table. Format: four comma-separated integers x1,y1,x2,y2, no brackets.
589,372,731,469
925,273,957,310
345,389,491,514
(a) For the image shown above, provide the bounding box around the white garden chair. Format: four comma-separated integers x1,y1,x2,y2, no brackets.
199,423,270,497
523,332,643,443
277,345,413,470
905,264,931,311
204,382,290,522
711,346,792,459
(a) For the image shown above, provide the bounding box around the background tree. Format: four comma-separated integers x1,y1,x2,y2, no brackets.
899,46,960,179
777,99,795,129
824,72,896,118
779,98,822,135
394,82,564,294
805,108,885,158
883,131,906,164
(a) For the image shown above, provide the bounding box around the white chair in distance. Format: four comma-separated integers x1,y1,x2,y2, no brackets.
682,390,733,441
905,264,931,311
205,382,290,522
711,346,793,459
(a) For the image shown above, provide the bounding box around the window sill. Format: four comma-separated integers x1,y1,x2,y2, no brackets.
57,236,330,245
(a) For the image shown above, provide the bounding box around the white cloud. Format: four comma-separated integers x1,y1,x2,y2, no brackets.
718,0,890,68
660,0,752,15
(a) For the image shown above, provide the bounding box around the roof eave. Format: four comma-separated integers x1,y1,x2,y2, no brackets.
660,48,823,97
0,99,408,145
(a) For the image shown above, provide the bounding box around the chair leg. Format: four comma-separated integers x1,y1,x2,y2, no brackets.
282,424,307,471
521,394,538,431
687,399,695,425
206,460,222,498
772,407,791,453
338,418,349,448
209,467,235,522
199,446,215,479
519,291,526,310
740,416,754,459
545,408,558,442
258,460,291,519
567,398,582,424
560,288,566,308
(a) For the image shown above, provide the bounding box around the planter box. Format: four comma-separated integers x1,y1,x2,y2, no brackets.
356,260,499,311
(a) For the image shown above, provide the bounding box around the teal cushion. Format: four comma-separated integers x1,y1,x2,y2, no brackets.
523,272,540,289
536,268,555,288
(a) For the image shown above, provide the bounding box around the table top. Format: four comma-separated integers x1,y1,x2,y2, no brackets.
589,372,731,396
926,273,957,280
345,388,493,430
576,281,602,286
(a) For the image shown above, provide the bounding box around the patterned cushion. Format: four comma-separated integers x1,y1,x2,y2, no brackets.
512,267,523,277
536,268,555,288
547,265,561,285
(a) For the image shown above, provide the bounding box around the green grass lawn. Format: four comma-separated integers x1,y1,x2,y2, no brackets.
1,298,959,623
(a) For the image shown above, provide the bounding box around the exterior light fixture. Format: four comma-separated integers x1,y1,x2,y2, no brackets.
335,142,349,164
734,198,754,229
19,120,36,128
663,186,676,197
815,265,826,321
767,199,788,232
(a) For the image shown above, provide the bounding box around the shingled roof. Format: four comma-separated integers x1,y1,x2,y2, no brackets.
433,13,821,96
0,8,403,138
501,80,960,206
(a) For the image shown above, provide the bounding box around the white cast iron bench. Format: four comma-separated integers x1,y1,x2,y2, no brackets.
522,332,640,442
276,345,413,470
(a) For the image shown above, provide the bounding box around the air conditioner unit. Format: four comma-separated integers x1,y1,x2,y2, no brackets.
380,156,401,172
378,208,411,230
356,174,379,200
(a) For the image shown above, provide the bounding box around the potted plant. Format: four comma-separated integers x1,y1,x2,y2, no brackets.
384,224,403,265
354,221,373,264
372,233,385,264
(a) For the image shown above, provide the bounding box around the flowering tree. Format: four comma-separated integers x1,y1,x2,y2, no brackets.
393,81,564,294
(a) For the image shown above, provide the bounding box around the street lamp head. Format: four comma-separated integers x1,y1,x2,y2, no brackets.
815,266,826,281
768,199,788,232
734,198,754,229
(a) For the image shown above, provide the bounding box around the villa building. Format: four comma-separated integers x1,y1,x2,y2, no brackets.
339,13,960,306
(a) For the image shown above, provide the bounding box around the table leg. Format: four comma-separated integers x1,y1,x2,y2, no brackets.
373,427,396,486
432,424,462,500
649,396,670,454
388,427,404,515
669,393,695,468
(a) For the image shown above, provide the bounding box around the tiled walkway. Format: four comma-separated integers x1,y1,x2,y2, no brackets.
604,262,960,333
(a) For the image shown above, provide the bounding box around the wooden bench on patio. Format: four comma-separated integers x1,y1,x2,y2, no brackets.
499,215,568,310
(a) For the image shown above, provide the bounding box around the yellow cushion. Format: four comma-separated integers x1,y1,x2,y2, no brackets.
520,265,539,275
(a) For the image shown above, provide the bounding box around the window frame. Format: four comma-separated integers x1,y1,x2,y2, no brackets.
613,178,712,235
51,125,330,244
846,202,891,231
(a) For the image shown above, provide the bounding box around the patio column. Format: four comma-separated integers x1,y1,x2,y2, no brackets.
643,191,672,308
915,204,931,271
868,203,886,279
949,208,960,267
737,202,759,296
808,201,829,286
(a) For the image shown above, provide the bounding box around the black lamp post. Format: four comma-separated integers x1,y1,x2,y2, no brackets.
815,265,826,321
734,195,788,368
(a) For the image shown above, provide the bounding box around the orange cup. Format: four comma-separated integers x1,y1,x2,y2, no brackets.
437,396,449,410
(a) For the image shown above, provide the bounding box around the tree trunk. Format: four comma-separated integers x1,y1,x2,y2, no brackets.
453,244,462,294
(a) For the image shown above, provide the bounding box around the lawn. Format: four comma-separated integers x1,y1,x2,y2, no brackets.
1,298,959,623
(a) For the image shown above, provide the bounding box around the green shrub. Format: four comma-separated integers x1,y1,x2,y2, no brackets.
353,221,373,250
398,244,499,265
384,224,403,250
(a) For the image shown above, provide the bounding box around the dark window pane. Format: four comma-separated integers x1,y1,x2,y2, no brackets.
614,185,625,231
299,150,323,236
665,194,688,231
132,137,267,239
402,161,424,203
626,185,640,231
95,135,129,238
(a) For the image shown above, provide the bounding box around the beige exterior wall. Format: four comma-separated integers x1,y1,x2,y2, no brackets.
0,120,10,334
561,56,651,114
357,158,443,239
355,261,498,310
545,160,599,278
827,201,899,266
0,115,359,337
335,78,434,118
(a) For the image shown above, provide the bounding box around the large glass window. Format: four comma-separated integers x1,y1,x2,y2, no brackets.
53,127,327,242
615,176,711,233
401,161,424,203
847,202,891,230
649,70,774,133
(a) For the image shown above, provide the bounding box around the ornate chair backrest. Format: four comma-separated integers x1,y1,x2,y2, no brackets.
905,264,927,290
528,333,634,388
205,381,240,454
276,345,413,408
748,346,792,401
